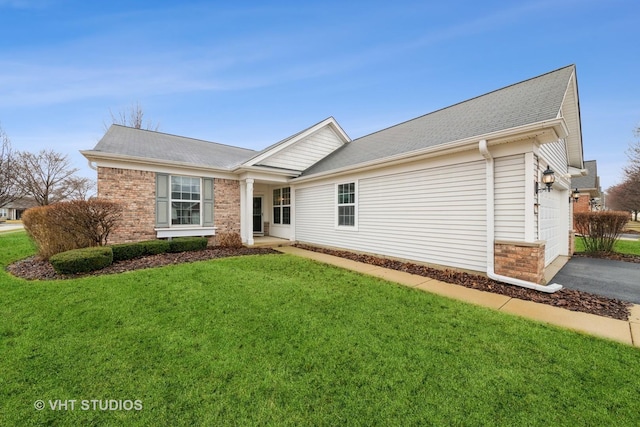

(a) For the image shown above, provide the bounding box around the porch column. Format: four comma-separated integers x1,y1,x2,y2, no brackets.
240,180,247,243
246,178,254,245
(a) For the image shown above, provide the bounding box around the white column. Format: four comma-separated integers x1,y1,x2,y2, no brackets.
240,181,247,243
246,178,254,245
289,184,296,241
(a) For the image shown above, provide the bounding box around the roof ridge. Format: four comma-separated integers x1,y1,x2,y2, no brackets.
349,64,576,144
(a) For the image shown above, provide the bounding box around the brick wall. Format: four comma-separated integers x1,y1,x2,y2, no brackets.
99,169,242,245
568,230,575,256
573,194,590,213
494,240,546,284
214,178,241,235
98,167,156,244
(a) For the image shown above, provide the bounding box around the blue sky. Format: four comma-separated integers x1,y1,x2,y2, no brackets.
0,0,638,190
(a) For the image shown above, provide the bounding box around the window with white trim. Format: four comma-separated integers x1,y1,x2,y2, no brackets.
171,176,201,225
337,182,356,227
272,187,291,225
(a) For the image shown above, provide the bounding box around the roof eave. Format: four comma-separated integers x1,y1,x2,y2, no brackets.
294,118,568,184
81,150,234,174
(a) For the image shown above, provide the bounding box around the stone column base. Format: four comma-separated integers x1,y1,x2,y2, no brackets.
495,240,546,284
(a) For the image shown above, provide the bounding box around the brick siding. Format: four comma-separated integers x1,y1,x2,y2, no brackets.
495,240,546,284
98,167,156,244
214,178,240,234
99,169,242,245
573,194,591,213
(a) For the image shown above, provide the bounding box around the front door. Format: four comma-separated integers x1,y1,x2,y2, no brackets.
252,197,263,234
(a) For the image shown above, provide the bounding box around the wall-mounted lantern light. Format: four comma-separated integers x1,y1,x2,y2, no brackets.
570,188,580,203
535,166,556,193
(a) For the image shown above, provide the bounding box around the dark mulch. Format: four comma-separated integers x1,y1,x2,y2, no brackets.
294,244,633,321
7,247,280,281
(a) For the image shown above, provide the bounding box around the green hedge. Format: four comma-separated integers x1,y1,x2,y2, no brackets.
142,240,171,255
168,237,208,253
111,242,147,262
110,238,206,262
50,247,114,275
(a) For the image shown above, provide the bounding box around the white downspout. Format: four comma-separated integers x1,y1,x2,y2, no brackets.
479,140,562,293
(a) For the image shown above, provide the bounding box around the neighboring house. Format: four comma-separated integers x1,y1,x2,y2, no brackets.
0,198,38,220
82,64,584,287
571,160,602,212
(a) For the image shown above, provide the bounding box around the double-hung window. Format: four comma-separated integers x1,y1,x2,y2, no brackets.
272,187,291,225
171,176,201,225
337,182,356,227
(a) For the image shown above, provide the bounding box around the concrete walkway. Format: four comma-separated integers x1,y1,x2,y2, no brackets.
276,246,640,347
0,223,24,233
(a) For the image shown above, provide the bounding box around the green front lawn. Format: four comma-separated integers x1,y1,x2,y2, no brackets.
2,232,640,426
575,237,640,256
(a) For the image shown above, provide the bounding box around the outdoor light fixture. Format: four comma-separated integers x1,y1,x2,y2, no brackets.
535,166,556,193
570,188,580,203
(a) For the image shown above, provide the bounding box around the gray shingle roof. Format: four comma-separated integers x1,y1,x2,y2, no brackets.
303,65,576,176
572,160,598,189
91,125,257,169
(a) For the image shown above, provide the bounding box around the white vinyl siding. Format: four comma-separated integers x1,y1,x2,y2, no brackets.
538,188,563,266
539,139,568,179
494,154,526,241
296,160,487,272
538,140,570,265
258,127,344,171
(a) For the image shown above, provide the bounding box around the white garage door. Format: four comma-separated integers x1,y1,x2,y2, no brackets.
539,189,563,266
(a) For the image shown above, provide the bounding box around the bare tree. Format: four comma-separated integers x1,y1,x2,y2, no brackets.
16,149,80,205
607,177,640,221
67,176,96,200
0,124,24,207
105,102,159,131
624,131,640,178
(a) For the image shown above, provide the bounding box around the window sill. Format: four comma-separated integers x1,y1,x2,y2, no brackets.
155,227,217,238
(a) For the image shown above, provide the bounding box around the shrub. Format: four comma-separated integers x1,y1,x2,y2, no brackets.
52,199,123,246
216,232,243,249
22,205,91,259
574,211,629,253
168,237,208,253
111,242,147,262
141,239,171,255
49,247,114,275
22,199,122,260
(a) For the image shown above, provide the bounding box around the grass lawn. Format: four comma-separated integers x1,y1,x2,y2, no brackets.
575,236,640,256
2,232,640,426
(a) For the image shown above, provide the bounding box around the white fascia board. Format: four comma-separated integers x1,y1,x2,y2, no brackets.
243,117,350,167
292,119,569,184
81,150,238,179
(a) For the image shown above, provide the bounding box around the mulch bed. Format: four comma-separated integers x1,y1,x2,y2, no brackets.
7,244,635,321
7,247,279,281
294,244,633,321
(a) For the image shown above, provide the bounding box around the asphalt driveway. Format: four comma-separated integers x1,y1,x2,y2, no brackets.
551,257,640,303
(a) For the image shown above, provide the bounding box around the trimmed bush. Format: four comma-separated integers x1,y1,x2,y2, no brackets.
168,237,208,253
141,240,171,255
216,232,243,249
574,211,629,253
22,199,122,260
111,242,147,262
50,247,114,275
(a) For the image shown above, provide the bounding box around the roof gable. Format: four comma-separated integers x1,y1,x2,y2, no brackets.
303,65,580,177
571,160,598,189
243,117,350,171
